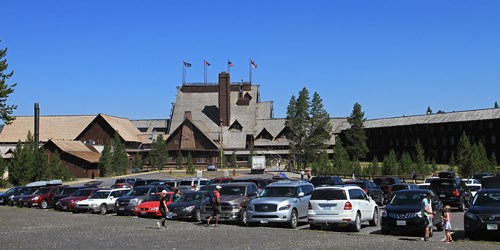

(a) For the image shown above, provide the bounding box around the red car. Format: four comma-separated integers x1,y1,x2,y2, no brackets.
133,192,174,218
56,188,101,212
19,185,66,209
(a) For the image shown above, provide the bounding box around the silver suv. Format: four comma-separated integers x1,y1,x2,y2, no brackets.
246,181,314,228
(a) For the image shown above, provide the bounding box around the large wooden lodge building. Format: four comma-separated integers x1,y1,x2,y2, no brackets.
0,72,498,177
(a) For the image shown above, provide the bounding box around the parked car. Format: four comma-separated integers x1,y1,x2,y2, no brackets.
0,187,26,205
230,178,273,193
178,178,212,190
390,184,418,193
462,179,481,185
19,185,66,209
246,181,314,228
211,177,234,184
115,185,172,215
52,186,87,208
133,179,163,187
10,187,40,207
133,191,174,218
207,164,217,171
376,177,403,201
167,191,209,222
111,183,133,189
74,188,130,214
114,178,142,186
307,185,379,232
429,177,472,211
464,188,500,240
345,180,385,205
417,183,430,189
472,173,494,183
56,188,101,212
381,189,443,236
438,171,456,179
467,184,482,197
201,182,259,225
310,176,344,188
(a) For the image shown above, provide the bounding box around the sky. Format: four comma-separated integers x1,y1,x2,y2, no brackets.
1,1,499,123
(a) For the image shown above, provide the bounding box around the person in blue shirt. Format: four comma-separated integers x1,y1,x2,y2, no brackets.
421,192,435,241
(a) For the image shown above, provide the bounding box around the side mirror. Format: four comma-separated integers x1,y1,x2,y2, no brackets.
109,196,114,199
298,192,305,198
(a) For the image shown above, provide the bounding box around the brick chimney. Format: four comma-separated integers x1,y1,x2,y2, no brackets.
218,72,230,126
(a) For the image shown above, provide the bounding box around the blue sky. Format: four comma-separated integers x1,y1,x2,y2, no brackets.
1,1,499,122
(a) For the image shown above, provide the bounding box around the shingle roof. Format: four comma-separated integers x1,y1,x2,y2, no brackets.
0,115,95,143
99,114,144,143
50,139,101,163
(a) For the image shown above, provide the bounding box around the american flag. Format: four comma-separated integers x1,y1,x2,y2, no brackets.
205,61,211,66
228,60,233,67
250,60,257,68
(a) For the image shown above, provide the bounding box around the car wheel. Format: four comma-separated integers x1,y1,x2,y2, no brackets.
369,208,379,226
381,227,391,235
40,200,48,209
193,209,201,222
287,209,298,229
458,201,465,212
99,204,107,215
240,208,248,226
351,212,361,232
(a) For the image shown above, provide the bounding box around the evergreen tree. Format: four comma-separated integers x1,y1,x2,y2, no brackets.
426,106,432,115
448,153,456,171
400,151,413,175
112,133,129,175
304,92,333,164
285,88,310,169
431,159,438,173
490,153,498,173
456,132,472,177
9,132,37,185
148,134,168,170
32,148,49,181
470,141,489,174
343,103,368,162
0,43,17,124
186,152,195,174
332,138,350,175
49,150,70,180
382,149,399,175
176,151,183,169
230,151,237,168
0,156,8,187
371,156,381,176
414,139,427,174
312,150,332,175
495,101,499,109
98,141,112,177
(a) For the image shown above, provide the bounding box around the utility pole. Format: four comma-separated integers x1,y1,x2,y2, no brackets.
220,119,223,170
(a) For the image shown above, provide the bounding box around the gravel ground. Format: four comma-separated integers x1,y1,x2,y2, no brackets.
1,206,499,250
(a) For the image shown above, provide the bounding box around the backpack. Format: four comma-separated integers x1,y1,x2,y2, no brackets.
208,192,214,204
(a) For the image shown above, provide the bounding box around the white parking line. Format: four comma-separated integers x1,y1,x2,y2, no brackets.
295,224,310,230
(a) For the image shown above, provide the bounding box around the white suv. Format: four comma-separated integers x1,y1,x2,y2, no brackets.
307,186,379,232
75,188,130,215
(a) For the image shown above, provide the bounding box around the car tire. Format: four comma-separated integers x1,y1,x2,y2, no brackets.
40,200,48,209
369,208,379,226
240,208,248,226
287,209,298,229
192,209,201,222
381,227,391,235
351,212,362,232
99,204,107,215
458,201,465,212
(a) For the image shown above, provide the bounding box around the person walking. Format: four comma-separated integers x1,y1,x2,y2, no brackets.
157,190,169,229
422,192,435,241
300,170,305,180
412,171,417,184
441,205,454,243
207,185,221,227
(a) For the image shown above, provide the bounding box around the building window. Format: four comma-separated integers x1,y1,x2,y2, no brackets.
195,157,207,164
450,136,455,145
492,135,496,144
442,150,447,161
442,137,447,146
168,157,175,163
489,122,494,129
432,137,437,146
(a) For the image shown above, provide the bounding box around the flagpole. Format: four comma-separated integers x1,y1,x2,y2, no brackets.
249,59,252,84
182,60,185,85
204,60,206,84
227,59,230,74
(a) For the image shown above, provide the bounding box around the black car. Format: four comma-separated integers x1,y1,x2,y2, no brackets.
114,185,172,215
390,184,418,193
381,189,444,236
374,177,402,201
429,178,472,211
464,188,500,240
345,180,385,205
11,187,41,207
472,173,494,183
167,191,209,222
51,186,86,208
0,187,25,205
310,176,344,188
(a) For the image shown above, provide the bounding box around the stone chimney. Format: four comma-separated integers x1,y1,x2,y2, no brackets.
218,72,230,126
184,111,192,120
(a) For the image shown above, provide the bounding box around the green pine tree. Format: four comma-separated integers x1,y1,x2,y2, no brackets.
230,151,237,168
176,151,183,169
400,151,413,175
414,139,427,174
332,138,350,175
49,150,70,181
112,132,129,175
448,153,456,172
431,159,438,173
98,141,113,177
186,152,195,174
304,92,333,164
426,106,432,115
343,103,369,162
0,43,17,124
495,101,499,109
470,141,489,174
456,132,472,178
285,88,310,169
32,148,49,182
312,150,332,175
371,156,381,176
382,149,399,175
148,134,168,170
490,153,498,173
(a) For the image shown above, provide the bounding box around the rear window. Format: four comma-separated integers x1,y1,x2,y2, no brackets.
311,189,347,200
392,185,408,192
311,177,342,187
430,180,457,189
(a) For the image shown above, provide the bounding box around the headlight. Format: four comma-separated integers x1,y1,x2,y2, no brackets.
70,200,76,204
279,204,291,211
32,196,40,201
9,195,14,199
130,199,138,206
381,210,388,218
465,212,478,220
247,205,254,211
150,207,158,211
232,203,240,209
91,203,97,207
183,206,195,211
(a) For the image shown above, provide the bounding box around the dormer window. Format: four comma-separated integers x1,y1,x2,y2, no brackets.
229,120,243,131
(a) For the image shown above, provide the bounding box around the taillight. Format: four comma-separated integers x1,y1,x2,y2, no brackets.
344,201,352,210
452,189,460,197
363,189,368,194
308,202,312,210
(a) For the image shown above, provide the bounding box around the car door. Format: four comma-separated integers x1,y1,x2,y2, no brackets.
297,185,313,218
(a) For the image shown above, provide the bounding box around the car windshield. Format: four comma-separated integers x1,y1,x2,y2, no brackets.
33,188,51,195
389,192,426,205
310,189,347,200
89,191,110,199
179,192,204,202
5,188,17,194
72,189,93,197
392,185,408,192
199,180,211,185
179,181,193,186
430,180,457,189
127,187,150,196
61,188,79,195
469,186,482,192
219,186,246,196
260,187,297,197
473,192,500,206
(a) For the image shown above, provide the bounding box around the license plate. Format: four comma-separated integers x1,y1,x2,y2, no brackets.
323,206,331,210
439,194,446,198
141,211,147,215
62,206,67,210
487,224,498,230
397,220,406,226
260,219,269,224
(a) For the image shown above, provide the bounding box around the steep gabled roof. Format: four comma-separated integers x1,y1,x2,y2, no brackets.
167,118,220,150
0,115,95,143
99,114,144,143
48,139,101,163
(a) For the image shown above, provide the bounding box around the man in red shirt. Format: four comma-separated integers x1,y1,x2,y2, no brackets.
207,185,221,227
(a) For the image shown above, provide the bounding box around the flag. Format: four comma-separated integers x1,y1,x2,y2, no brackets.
184,61,192,67
250,60,258,68
205,61,211,66
228,60,233,67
